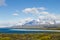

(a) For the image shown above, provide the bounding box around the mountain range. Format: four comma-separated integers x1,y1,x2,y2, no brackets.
7,18,60,29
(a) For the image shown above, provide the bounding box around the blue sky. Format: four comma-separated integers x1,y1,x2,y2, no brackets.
0,0,60,27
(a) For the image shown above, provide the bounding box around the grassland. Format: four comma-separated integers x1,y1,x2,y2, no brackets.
40,28,60,30
0,32,60,40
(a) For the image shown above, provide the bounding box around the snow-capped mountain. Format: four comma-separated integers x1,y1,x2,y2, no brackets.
22,19,56,26
24,20,40,26
8,18,59,29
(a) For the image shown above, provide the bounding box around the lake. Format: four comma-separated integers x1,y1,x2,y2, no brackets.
0,28,60,34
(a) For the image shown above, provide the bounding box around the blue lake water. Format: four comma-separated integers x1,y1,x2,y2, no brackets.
0,28,59,34
0,28,45,34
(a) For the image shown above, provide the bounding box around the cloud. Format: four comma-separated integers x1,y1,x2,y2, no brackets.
12,10,19,16
12,13,19,16
39,16,45,19
0,0,7,6
16,18,33,25
39,7,46,10
22,8,39,14
22,7,49,15
40,11,49,15
0,22,16,28
22,7,60,21
22,7,46,14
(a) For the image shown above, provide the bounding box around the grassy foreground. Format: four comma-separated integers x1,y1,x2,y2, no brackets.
0,32,60,40
43,28,60,30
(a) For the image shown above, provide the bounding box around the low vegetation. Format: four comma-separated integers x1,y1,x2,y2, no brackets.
42,27,60,30
0,32,60,40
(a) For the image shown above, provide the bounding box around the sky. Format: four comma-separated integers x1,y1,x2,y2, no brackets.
0,0,60,27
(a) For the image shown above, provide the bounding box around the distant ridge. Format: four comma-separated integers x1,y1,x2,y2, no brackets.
6,19,60,29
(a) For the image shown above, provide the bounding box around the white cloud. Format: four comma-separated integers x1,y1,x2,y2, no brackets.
39,7,46,10
0,0,7,6
39,16,45,19
12,10,19,16
22,7,49,15
40,11,49,15
22,8,39,14
12,13,19,16
24,18,33,21
16,18,33,25
55,15,60,20
0,22,16,28
22,7,46,14
22,7,60,21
